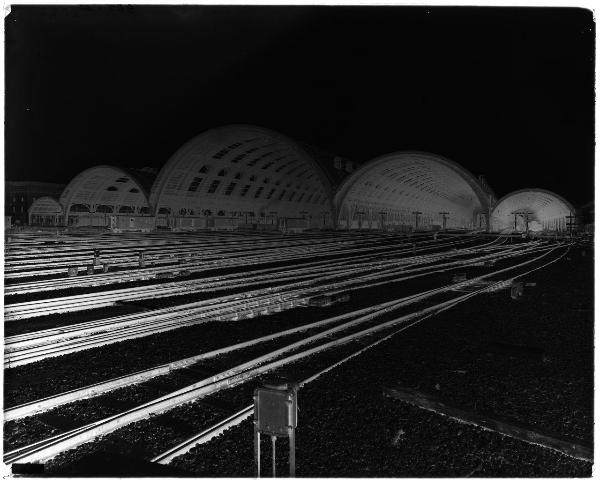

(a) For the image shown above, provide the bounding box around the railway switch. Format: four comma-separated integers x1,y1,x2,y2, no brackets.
254,380,298,478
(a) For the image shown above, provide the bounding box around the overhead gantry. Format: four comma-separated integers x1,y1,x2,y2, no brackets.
334,151,492,231
490,188,576,233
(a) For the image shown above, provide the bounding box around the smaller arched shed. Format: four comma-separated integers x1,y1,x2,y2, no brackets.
59,165,155,229
490,188,576,233
28,197,64,226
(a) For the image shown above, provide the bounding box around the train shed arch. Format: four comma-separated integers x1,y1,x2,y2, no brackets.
334,151,490,230
149,125,336,227
28,196,64,226
59,165,152,222
490,188,576,232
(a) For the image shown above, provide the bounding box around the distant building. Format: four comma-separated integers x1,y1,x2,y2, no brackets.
4,181,65,224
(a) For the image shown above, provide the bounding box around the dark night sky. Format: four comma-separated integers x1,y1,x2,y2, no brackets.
4,5,595,206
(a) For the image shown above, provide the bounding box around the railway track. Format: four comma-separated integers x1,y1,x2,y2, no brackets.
3,233,475,295
4,231,420,270
3,242,571,466
5,239,543,367
3,232,456,286
4,234,488,319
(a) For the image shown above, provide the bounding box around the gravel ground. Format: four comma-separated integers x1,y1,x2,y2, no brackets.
165,246,593,477
42,335,381,474
5,298,444,451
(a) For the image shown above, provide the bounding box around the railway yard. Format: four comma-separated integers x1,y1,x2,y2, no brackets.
2,228,594,477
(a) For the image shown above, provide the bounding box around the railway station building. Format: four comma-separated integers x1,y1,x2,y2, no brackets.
22,125,575,234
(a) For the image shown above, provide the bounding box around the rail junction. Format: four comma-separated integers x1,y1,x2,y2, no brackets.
3,228,592,477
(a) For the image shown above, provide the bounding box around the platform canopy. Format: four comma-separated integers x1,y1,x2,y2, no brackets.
60,165,152,217
334,151,490,230
490,188,576,232
149,125,335,221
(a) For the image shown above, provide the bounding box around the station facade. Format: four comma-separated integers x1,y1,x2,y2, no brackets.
24,125,575,233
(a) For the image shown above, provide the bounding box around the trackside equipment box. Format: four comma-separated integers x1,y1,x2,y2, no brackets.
254,382,297,436
254,381,298,477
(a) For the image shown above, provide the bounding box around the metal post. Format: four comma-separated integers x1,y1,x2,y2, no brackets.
357,211,365,229
439,212,449,231
271,435,277,478
566,213,576,237
255,428,261,478
412,211,422,230
487,194,493,232
289,427,296,477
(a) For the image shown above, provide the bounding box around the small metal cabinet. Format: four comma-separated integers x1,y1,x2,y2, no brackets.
253,380,298,477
